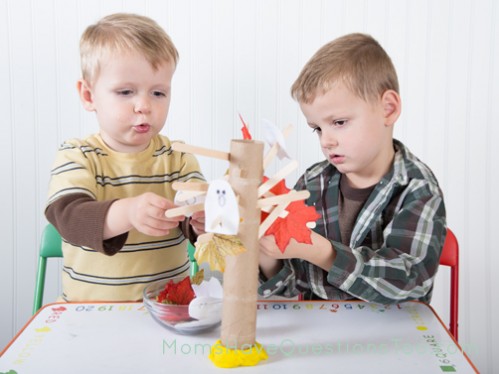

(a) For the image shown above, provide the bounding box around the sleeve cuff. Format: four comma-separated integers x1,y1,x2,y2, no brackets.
258,261,295,298
327,241,363,291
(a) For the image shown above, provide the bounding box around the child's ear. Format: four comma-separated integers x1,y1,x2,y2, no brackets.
77,79,96,112
381,90,401,127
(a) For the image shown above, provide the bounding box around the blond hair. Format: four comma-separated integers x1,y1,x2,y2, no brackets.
80,13,179,83
291,33,399,104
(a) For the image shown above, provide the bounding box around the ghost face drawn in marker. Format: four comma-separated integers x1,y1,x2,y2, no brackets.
216,189,226,207
205,180,239,235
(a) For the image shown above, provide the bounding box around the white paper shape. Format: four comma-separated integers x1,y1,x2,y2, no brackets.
262,118,290,159
174,190,206,217
187,277,223,325
188,296,222,323
192,277,224,299
204,180,239,235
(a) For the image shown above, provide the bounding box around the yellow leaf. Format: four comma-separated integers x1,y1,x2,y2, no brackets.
194,233,247,272
191,268,205,285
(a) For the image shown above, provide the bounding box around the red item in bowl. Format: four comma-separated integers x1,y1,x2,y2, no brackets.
156,276,195,305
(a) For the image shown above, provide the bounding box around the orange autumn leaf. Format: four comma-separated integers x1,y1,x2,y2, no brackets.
260,176,320,252
264,199,320,252
156,276,195,305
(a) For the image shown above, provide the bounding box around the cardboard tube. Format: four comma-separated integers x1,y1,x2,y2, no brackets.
221,139,263,348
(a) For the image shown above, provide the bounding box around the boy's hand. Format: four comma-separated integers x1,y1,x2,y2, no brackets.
259,236,286,279
128,192,184,237
259,232,336,272
190,210,206,235
259,235,296,260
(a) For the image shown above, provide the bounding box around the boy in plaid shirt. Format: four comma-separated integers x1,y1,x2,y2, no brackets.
259,33,446,304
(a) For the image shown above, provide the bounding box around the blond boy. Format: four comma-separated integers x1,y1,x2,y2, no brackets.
46,13,205,301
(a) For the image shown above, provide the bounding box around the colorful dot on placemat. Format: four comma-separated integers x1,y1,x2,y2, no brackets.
416,325,428,331
35,326,51,333
440,365,456,372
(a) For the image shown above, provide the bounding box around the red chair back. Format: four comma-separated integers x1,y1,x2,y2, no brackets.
439,228,459,341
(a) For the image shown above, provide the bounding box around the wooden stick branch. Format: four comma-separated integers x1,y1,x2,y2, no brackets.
172,142,230,161
257,189,310,208
164,203,204,218
257,160,298,197
259,203,288,238
258,190,310,238
261,204,289,218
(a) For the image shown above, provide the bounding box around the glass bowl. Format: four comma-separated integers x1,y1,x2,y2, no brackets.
143,276,222,334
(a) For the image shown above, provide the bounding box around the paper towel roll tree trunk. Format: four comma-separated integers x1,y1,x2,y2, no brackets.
220,139,263,348
167,128,318,367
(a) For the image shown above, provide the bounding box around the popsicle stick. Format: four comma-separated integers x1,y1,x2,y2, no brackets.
259,203,288,238
165,203,204,218
172,142,230,161
261,204,289,218
174,190,205,203
172,181,209,192
257,160,298,197
263,124,294,169
257,189,310,208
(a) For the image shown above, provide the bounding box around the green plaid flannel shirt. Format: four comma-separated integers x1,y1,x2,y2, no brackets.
258,140,446,304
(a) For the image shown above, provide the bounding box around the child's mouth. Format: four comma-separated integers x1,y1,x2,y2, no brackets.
329,154,345,164
134,124,151,133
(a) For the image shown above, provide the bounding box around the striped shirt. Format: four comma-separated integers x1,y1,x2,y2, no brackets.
46,134,205,302
258,140,446,304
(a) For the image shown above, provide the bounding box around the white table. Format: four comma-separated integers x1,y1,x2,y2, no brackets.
0,301,477,373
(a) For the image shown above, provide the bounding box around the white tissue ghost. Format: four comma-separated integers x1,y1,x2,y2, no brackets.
204,180,239,235
188,277,223,323
262,118,290,160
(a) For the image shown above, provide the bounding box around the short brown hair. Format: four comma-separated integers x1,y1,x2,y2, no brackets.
80,13,179,83
291,33,399,104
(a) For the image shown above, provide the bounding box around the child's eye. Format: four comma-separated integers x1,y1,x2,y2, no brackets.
333,119,347,127
311,127,322,134
117,89,133,96
152,91,167,98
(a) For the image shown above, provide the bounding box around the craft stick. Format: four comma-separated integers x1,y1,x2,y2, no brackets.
261,204,289,218
263,124,294,169
257,189,310,207
172,181,209,192
172,142,230,161
262,205,289,218
257,160,299,197
164,202,204,218
174,190,205,203
259,203,288,238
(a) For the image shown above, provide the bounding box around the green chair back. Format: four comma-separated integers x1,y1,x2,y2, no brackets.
187,241,199,277
33,224,62,314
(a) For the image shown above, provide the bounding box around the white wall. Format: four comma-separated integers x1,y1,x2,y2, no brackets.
1,0,497,372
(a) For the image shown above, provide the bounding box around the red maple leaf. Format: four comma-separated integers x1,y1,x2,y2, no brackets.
157,276,195,305
260,177,320,253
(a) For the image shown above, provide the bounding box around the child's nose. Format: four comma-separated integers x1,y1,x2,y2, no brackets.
320,131,338,149
134,96,151,114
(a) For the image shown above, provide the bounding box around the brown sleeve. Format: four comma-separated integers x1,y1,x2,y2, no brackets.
45,193,128,256
180,217,198,244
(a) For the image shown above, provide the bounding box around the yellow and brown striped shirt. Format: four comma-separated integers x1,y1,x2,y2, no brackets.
45,133,204,302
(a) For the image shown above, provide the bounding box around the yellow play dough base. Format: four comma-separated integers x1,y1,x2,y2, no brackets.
209,339,268,368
